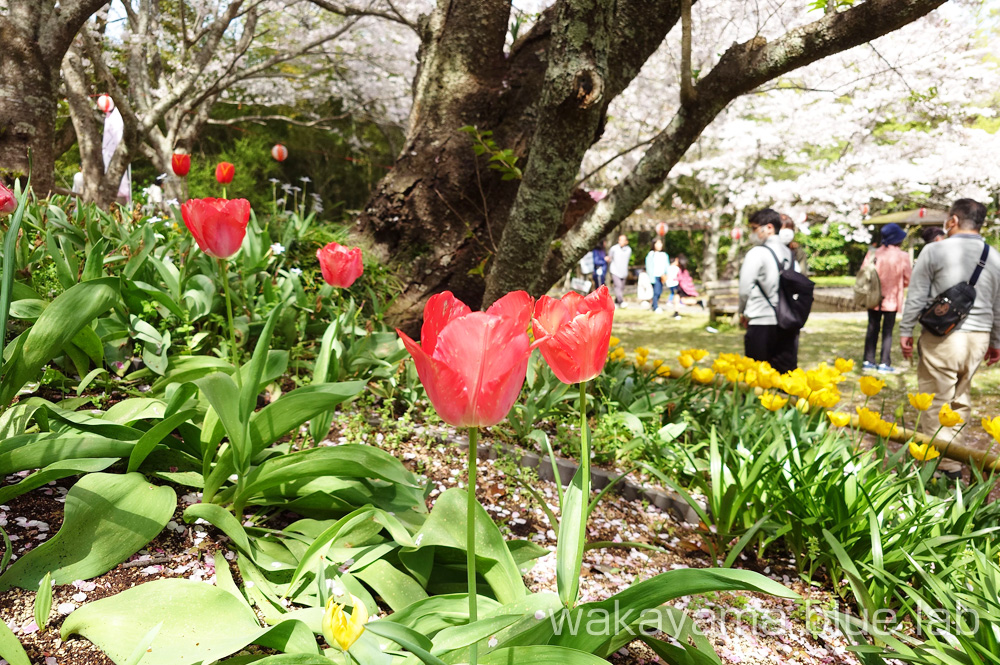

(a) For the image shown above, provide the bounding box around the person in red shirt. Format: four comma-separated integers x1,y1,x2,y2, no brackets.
860,223,911,372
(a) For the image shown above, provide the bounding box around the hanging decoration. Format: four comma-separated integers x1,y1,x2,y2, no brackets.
271,144,289,162
97,94,115,114
655,221,668,236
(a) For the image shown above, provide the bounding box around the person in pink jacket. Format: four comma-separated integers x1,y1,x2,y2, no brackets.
861,223,912,372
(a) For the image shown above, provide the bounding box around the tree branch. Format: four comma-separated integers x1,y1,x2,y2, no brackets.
538,0,949,288
306,0,419,31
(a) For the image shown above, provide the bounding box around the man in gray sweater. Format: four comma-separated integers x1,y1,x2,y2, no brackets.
900,198,1000,453
739,208,797,373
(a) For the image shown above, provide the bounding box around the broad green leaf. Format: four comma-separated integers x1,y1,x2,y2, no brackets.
196,372,248,474
410,489,526,604
127,409,199,473
479,646,610,665
0,458,117,504
61,579,319,665
365,621,447,665
0,277,120,405
0,433,134,474
386,594,502,638
34,571,53,629
183,503,254,558
236,444,420,509
557,463,589,607
0,472,176,590
353,559,428,611
248,382,365,454
0,616,30,665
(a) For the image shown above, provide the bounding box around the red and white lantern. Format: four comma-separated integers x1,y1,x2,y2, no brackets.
730,227,743,241
271,144,289,162
655,221,668,236
919,207,926,218
860,203,870,216
97,94,115,114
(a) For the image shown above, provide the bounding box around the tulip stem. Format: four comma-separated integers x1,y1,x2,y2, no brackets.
466,426,479,665
219,258,242,387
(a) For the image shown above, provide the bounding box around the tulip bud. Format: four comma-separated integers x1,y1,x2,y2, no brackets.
215,162,235,185
172,153,191,177
322,595,367,651
0,182,15,216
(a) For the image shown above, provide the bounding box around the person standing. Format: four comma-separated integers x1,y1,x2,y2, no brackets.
738,208,797,373
592,241,608,291
860,223,911,372
900,199,1000,459
921,226,946,244
608,234,632,307
645,238,669,313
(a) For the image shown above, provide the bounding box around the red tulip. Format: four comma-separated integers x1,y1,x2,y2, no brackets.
172,153,191,177
532,285,614,384
316,242,363,288
215,162,235,185
0,182,15,216
181,198,250,259
398,291,534,428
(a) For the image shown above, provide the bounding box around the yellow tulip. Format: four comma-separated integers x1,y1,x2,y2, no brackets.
856,406,881,433
609,336,621,348
983,416,1000,444
938,404,964,428
725,368,743,384
859,376,886,397
795,397,810,414
781,371,810,399
635,346,649,357
679,354,695,369
827,411,851,427
656,364,672,377
908,440,940,461
684,348,710,361
322,595,368,651
744,368,758,387
834,358,854,374
759,392,788,411
907,392,935,412
810,388,841,409
875,420,898,439
691,367,716,384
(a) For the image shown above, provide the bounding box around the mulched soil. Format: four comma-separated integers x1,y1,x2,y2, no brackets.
0,402,921,665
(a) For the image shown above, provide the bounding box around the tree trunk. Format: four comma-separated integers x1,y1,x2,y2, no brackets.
701,210,722,283
0,33,57,194
0,1,112,196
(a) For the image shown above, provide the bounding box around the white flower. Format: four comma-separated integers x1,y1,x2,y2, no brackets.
299,176,312,183
164,198,179,207
270,243,285,255
290,267,302,275
488,637,498,648
269,178,280,184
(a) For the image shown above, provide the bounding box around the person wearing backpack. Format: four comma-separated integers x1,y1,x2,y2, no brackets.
858,223,911,372
738,208,800,373
900,199,1000,463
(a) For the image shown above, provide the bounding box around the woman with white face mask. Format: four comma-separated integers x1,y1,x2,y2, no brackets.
779,215,808,275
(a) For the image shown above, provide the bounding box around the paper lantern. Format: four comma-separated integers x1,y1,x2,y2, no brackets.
919,207,926,218
271,144,289,162
860,203,870,216
97,94,115,113
730,227,742,241
655,221,668,236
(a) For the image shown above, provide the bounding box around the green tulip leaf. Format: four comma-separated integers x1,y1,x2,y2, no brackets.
0,472,176,590
0,617,30,665
34,571,52,629
479,646,609,665
0,277,120,405
0,458,117,505
409,489,526,605
61,579,319,665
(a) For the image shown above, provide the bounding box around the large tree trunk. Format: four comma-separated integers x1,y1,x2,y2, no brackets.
0,20,57,194
0,1,110,196
701,210,723,284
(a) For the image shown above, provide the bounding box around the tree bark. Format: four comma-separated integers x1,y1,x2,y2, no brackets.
481,0,615,306
359,0,684,332
701,210,722,284
0,0,110,195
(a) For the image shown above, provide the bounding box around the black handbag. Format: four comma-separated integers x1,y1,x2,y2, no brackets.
918,243,990,336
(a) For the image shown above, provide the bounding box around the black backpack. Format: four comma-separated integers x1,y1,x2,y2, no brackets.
755,245,815,330
918,243,990,336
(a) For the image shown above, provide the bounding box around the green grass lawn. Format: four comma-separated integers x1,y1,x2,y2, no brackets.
612,306,1000,447
811,275,857,287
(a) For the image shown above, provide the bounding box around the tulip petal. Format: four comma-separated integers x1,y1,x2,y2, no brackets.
485,290,534,332
421,292,472,358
